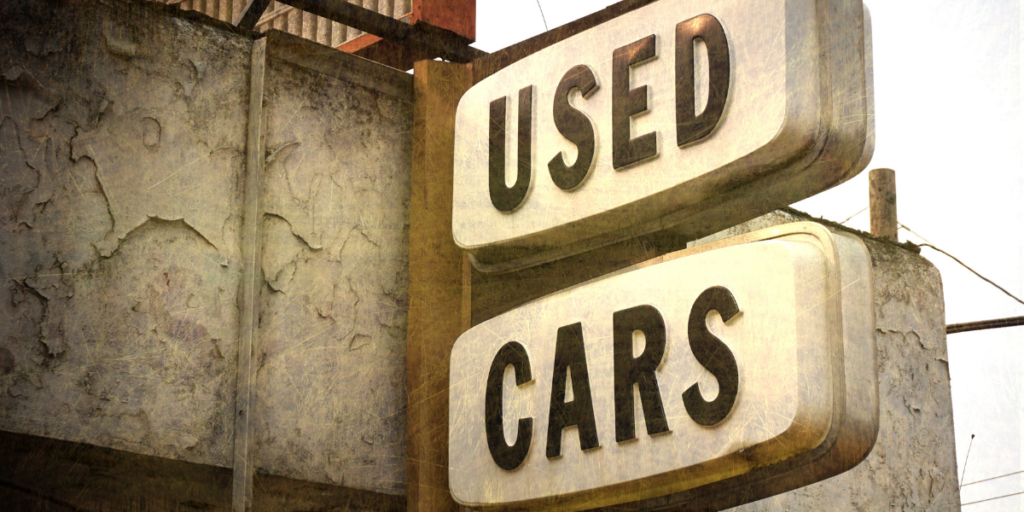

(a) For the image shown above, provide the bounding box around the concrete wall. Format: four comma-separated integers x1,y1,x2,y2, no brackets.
0,0,413,499
253,33,412,496
0,0,251,469
695,212,962,511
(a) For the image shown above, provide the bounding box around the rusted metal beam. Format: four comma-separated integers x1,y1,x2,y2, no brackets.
288,0,411,40
246,0,485,63
947,316,1024,334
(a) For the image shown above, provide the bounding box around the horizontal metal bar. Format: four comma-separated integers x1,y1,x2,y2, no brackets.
947,316,1024,334
284,0,410,40
262,0,483,62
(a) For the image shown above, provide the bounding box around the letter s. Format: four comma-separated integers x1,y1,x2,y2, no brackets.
683,286,740,426
549,65,599,190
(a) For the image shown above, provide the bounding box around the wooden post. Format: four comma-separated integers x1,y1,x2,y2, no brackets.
869,168,897,241
407,60,472,512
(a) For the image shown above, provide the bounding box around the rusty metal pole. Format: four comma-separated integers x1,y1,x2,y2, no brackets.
870,168,897,241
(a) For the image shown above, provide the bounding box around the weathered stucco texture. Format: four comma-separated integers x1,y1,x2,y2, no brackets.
689,212,961,511
0,0,251,468
252,51,412,495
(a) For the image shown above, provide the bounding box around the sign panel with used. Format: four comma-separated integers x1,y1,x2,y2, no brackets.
448,223,878,510
453,0,873,272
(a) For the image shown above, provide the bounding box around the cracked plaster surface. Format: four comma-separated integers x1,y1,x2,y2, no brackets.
1,0,415,496
251,57,412,496
0,0,250,468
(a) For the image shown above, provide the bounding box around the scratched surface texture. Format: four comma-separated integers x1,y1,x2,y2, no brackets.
0,0,413,504
688,212,961,511
461,211,960,511
252,46,412,495
0,0,251,469
0,0,958,509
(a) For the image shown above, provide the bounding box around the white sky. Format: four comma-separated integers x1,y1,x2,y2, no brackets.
472,1,1024,509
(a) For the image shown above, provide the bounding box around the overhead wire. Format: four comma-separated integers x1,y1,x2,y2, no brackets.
917,243,1024,307
962,469,1024,487
962,490,1024,507
960,434,975,490
898,222,937,246
838,207,867,225
961,468,1024,507
897,223,1024,307
535,0,549,31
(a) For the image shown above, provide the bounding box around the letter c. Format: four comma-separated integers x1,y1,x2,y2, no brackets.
485,341,534,470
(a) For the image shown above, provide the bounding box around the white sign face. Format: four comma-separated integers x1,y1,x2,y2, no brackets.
448,223,877,510
453,0,873,272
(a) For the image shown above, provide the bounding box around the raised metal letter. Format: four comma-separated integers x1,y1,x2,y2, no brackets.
488,86,534,212
549,65,600,190
613,305,670,442
547,322,600,458
684,286,740,426
612,35,658,170
676,14,730,147
485,341,534,470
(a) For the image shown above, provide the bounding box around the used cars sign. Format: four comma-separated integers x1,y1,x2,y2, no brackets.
453,0,873,272
448,223,878,510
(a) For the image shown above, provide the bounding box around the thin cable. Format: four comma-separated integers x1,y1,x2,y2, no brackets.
535,0,549,31
962,469,1024,487
918,243,1024,307
898,222,936,246
839,207,867,225
962,490,1024,507
960,434,975,490
901,222,1024,305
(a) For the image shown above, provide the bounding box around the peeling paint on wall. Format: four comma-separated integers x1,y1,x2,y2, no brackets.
0,0,412,498
0,0,251,469
252,54,412,496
